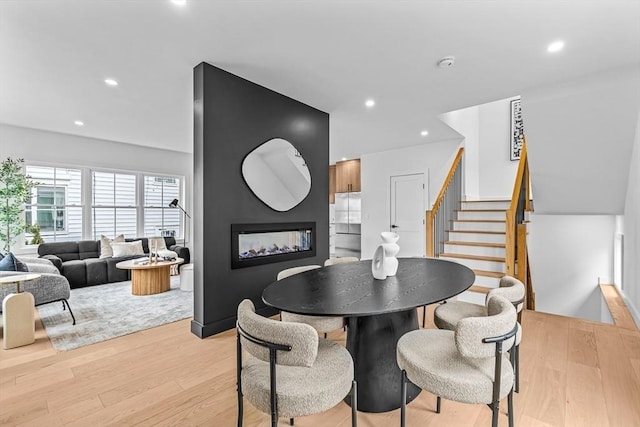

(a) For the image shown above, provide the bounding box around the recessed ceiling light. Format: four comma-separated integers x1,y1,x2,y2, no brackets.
420,130,429,137
104,78,118,87
171,0,186,5
547,40,565,53
341,157,347,161
365,99,375,108
74,120,84,126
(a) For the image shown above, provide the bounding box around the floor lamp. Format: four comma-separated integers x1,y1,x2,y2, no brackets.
169,198,191,244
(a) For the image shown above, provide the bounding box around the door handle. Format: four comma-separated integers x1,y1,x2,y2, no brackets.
391,225,399,229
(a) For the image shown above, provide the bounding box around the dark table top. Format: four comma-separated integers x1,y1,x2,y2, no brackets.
262,258,475,317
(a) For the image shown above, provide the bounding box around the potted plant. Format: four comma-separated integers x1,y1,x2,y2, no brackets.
28,223,44,245
0,157,38,252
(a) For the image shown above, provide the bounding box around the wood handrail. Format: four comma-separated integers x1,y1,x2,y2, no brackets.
432,147,464,214
508,139,528,214
426,147,464,257
506,139,529,276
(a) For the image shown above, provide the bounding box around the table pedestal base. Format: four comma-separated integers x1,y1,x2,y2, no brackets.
345,309,421,412
131,266,171,295
2,292,35,349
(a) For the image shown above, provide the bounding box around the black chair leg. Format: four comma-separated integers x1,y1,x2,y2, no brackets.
63,300,76,325
324,332,327,339
289,418,294,425
351,380,358,427
515,344,520,393
422,305,426,328
436,396,441,414
508,389,514,427
400,370,407,427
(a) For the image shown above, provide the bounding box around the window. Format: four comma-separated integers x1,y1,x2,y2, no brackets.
92,171,137,239
24,166,83,243
22,164,185,246
143,175,181,238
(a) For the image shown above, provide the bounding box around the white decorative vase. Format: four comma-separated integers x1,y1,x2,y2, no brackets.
380,232,399,276
371,245,387,280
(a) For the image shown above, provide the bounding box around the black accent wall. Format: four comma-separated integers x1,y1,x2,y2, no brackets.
192,62,329,338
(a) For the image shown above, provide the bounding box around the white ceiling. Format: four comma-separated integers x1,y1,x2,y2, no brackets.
1,1,639,163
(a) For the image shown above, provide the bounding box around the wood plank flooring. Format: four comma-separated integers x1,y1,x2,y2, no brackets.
1,306,639,426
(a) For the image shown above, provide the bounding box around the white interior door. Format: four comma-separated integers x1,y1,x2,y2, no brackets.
390,173,425,257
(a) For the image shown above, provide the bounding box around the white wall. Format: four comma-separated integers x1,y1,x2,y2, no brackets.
528,214,615,322
0,124,193,246
621,111,640,325
440,97,519,200
360,139,460,259
478,97,520,198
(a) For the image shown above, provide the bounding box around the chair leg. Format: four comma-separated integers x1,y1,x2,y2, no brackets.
63,299,76,325
351,380,358,427
422,305,426,328
289,418,294,425
436,396,441,414
508,389,514,427
324,332,328,339
491,402,499,427
400,370,407,427
515,344,520,393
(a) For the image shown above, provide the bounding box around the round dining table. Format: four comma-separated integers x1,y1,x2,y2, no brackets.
262,257,475,413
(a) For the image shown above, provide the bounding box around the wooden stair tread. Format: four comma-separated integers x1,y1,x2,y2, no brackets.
440,253,505,262
468,285,493,294
599,284,638,330
451,219,506,223
446,230,506,235
461,199,511,203
473,269,505,278
454,209,506,212
445,241,505,248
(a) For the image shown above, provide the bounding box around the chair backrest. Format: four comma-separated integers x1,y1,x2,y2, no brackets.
455,295,517,359
277,265,321,281
324,257,359,266
487,275,525,313
237,299,318,367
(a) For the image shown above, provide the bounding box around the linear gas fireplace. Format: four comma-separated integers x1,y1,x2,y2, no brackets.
231,222,316,269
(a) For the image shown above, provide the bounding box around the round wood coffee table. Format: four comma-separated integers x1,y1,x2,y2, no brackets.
116,258,183,295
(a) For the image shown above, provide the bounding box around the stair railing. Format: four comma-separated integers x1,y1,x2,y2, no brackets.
426,147,464,258
505,138,535,309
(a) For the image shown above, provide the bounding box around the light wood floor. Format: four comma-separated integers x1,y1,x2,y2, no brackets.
1,306,639,427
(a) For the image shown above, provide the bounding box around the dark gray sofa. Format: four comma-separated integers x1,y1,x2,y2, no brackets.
37,237,190,289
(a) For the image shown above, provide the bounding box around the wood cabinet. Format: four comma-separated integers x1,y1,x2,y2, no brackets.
335,159,361,192
329,165,336,203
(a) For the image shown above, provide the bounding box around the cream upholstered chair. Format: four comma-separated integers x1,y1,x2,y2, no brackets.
236,299,357,427
434,275,525,392
278,265,345,337
397,295,518,427
324,257,359,266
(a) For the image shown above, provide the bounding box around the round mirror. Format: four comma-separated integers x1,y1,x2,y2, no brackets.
242,138,311,211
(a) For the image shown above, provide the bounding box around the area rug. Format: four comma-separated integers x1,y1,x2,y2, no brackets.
37,276,192,351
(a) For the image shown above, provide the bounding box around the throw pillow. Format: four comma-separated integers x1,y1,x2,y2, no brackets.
0,252,29,272
111,241,145,258
147,236,167,252
100,234,125,258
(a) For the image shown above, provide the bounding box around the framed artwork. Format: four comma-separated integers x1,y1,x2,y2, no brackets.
510,98,524,161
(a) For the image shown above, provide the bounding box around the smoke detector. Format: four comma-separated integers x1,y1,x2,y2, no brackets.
437,56,455,68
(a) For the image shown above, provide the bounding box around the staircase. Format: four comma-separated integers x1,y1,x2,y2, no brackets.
438,199,510,304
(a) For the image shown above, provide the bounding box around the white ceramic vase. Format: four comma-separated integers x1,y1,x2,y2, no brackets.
380,232,399,276
371,245,387,280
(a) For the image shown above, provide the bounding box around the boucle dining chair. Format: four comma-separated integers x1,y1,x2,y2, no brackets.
236,299,358,427
397,295,518,427
278,265,346,338
433,275,525,392
324,256,360,266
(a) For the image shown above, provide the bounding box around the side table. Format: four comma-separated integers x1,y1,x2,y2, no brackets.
1,273,41,349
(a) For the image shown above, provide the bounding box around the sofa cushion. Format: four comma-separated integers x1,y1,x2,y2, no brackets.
78,240,100,260
85,258,108,286
99,234,125,258
0,253,29,272
62,260,87,289
148,236,167,252
106,257,131,283
111,241,145,257
39,241,80,262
